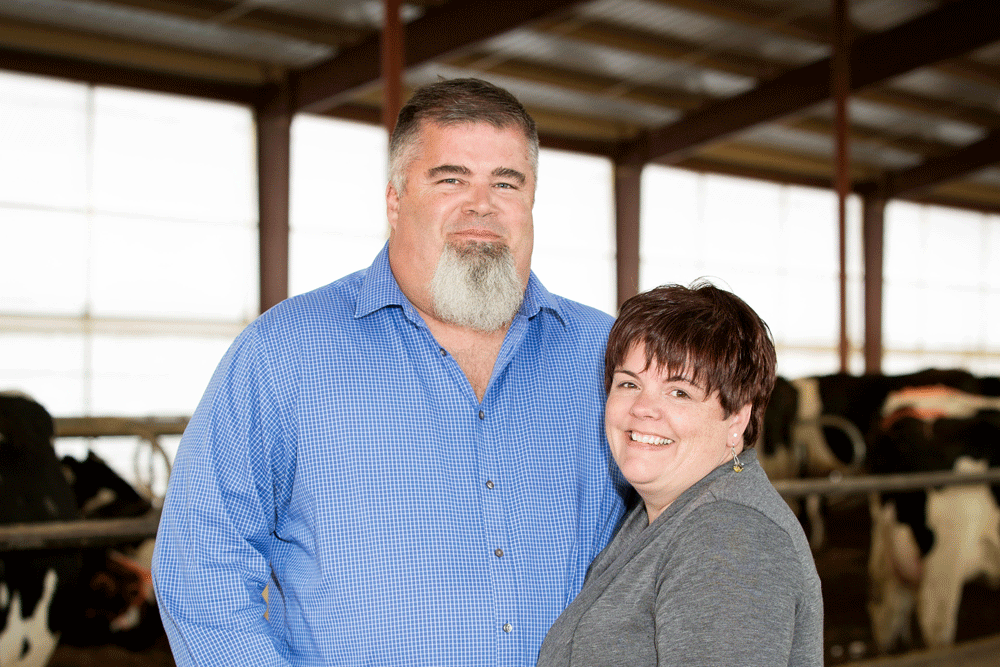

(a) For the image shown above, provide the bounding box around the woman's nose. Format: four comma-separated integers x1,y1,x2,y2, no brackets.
629,391,661,419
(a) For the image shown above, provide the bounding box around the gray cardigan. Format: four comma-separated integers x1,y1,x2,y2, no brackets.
537,449,824,666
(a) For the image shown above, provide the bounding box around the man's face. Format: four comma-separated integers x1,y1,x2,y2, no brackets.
387,121,535,315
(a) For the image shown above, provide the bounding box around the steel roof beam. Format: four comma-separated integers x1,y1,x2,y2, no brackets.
871,130,1000,198
0,45,263,104
92,0,367,45
618,0,1000,165
291,0,584,113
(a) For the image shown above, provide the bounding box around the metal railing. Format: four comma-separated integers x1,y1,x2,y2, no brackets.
773,466,1000,499
0,416,187,552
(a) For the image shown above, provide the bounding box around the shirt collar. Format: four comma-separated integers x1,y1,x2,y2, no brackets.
355,242,568,328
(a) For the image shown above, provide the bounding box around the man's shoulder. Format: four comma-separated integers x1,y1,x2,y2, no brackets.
543,292,615,333
260,267,368,326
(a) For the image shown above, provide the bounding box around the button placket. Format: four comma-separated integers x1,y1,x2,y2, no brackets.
476,397,514,643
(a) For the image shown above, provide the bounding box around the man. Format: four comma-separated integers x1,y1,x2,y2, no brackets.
152,78,626,666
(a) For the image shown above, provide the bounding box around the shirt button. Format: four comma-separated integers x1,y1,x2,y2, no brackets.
485,480,494,490
503,623,513,633
494,548,504,558
478,410,485,420
439,348,446,356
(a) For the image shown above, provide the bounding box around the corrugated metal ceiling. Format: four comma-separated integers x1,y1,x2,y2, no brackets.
1,0,998,211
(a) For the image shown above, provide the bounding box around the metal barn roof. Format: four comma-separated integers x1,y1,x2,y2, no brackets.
2,0,999,213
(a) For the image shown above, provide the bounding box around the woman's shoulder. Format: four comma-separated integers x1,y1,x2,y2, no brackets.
679,485,821,591
679,478,813,567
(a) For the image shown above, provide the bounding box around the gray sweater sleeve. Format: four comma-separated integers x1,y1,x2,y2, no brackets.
653,501,806,667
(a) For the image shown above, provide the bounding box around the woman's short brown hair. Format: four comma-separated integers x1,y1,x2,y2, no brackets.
605,281,776,447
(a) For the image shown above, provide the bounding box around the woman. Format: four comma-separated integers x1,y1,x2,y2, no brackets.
538,282,823,667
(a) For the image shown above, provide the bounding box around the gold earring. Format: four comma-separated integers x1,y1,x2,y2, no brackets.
730,440,743,473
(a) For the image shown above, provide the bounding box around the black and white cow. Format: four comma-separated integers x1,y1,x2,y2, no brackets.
0,393,82,667
758,369,994,551
58,452,161,651
1,394,164,666
758,369,983,481
867,389,1000,652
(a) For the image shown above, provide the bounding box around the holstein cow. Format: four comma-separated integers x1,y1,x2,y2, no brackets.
59,452,161,651
757,369,986,548
759,369,983,480
1,394,164,667
0,394,82,667
867,389,1000,652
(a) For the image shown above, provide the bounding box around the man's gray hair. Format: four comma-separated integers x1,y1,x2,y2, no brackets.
388,78,539,193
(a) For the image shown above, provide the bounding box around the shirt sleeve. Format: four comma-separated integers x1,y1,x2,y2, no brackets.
152,323,292,667
592,461,630,559
653,502,805,667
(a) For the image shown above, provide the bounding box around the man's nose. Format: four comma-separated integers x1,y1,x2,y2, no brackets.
465,183,495,216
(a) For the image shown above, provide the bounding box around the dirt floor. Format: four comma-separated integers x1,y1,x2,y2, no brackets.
48,496,999,666
50,635,174,667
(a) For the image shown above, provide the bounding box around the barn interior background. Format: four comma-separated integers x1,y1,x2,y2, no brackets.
1,0,999,665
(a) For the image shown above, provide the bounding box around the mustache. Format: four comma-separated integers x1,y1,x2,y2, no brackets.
448,239,509,258
446,220,507,237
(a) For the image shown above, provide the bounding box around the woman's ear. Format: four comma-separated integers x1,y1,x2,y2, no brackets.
730,403,752,437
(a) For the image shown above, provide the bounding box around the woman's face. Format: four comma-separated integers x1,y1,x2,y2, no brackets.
605,344,751,520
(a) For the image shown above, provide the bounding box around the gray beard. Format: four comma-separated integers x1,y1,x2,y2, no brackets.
429,241,524,332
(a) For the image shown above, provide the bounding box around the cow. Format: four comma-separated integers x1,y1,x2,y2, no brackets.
757,369,989,549
0,393,82,667
58,452,161,651
867,395,1000,652
759,369,984,480
1,394,164,666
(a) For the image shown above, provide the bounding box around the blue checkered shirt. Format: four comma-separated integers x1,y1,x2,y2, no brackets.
152,244,627,666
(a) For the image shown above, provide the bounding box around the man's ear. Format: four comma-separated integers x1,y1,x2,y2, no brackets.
386,182,399,232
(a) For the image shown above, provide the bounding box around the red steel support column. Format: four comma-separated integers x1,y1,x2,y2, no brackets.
863,194,885,374
256,82,292,314
832,0,852,372
614,162,641,310
382,0,403,134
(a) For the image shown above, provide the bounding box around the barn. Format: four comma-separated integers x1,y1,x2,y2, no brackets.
1,0,999,665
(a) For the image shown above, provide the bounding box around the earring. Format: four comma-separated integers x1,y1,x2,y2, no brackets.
730,437,743,473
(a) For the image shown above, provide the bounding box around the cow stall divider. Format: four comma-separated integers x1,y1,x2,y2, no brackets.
0,416,187,552
771,465,1000,499
771,463,1000,549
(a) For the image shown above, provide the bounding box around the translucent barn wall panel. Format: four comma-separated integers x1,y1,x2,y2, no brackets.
0,72,257,494
883,203,1000,376
639,165,864,379
289,115,390,296
533,149,616,316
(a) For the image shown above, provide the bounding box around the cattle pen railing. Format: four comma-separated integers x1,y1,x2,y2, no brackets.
772,466,1000,498
0,416,187,552
2,413,999,551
